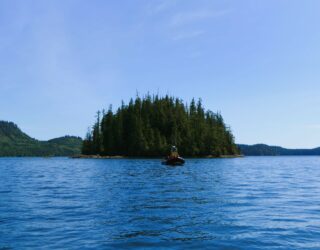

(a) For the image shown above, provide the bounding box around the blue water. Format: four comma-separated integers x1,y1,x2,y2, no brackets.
1,157,320,249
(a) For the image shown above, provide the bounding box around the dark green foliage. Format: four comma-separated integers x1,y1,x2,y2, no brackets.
47,136,83,155
82,95,239,157
238,144,320,156
0,121,82,156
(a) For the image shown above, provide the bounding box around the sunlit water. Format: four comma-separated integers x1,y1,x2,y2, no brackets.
1,157,320,249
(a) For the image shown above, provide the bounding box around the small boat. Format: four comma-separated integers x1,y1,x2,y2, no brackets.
162,156,185,166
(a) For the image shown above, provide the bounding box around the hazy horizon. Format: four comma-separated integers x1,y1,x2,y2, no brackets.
1,0,320,148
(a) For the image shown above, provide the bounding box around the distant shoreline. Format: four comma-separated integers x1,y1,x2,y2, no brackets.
1,155,320,158
70,154,244,159
238,144,320,156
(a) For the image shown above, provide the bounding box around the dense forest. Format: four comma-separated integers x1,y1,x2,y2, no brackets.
0,121,82,156
82,95,239,157
238,144,320,156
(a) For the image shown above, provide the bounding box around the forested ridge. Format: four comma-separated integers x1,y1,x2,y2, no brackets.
0,121,82,156
82,95,239,157
238,144,320,156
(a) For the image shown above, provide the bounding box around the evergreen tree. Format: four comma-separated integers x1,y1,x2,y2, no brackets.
101,106,114,155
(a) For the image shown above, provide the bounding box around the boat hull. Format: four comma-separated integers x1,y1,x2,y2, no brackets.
162,157,185,166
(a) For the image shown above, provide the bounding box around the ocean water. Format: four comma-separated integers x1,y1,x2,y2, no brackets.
1,157,320,249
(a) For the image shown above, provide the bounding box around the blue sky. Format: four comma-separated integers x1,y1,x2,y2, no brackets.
1,0,320,148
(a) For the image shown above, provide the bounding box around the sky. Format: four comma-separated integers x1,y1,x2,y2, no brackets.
0,0,320,148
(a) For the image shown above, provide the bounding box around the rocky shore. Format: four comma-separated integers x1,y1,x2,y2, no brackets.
71,155,126,159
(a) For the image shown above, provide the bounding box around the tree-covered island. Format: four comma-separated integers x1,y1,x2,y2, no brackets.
82,95,240,157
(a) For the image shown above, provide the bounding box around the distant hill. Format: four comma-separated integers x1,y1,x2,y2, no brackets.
0,121,82,157
238,144,320,156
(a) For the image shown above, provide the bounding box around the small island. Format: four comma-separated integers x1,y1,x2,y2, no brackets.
82,95,240,158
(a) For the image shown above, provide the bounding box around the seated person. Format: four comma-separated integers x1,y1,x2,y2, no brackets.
169,146,179,159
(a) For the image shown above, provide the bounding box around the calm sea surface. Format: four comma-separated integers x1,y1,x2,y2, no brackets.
1,157,320,249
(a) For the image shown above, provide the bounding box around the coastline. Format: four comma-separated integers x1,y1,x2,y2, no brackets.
70,154,244,159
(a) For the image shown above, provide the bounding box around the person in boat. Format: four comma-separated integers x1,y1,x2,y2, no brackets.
169,145,179,159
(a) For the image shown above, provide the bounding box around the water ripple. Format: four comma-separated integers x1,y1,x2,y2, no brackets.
1,157,320,249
